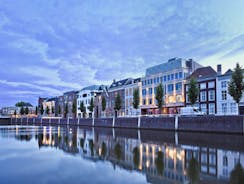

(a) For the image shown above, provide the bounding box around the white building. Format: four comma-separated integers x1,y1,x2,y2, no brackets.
216,69,244,115
124,78,142,116
77,85,103,118
141,58,202,114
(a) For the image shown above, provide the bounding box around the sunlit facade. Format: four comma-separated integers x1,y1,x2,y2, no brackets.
141,58,202,114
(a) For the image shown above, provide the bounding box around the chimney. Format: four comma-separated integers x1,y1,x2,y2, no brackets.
217,64,222,75
113,79,116,83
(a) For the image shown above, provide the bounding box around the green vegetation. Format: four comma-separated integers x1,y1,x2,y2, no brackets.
40,104,44,115
88,98,94,112
228,63,244,115
101,142,107,159
46,106,50,115
155,151,164,176
58,105,61,115
155,83,164,113
24,107,29,115
20,106,25,115
114,143,122,160
188,77,199,106
187,158,200,184
102,96,106,112
64,103,68,118
72,100,77,117
35,106,38,115
230,163,244,184
114,93,122,117
133,147,140,169
79,101,86,118
133,88,140,110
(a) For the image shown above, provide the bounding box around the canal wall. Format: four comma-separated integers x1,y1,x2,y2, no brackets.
1,115,244,134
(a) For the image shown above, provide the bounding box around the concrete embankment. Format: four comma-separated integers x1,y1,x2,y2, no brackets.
1,115,244,134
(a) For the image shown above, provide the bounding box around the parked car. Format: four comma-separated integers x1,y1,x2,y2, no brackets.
180,107,205,116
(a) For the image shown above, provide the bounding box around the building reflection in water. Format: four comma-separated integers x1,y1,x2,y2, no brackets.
1,125,244,184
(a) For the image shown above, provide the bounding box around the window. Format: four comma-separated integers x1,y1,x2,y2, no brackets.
208,90,215,101
185,85,189,92
209,103,215,114
149,88,153,95
222,103,227,114
149,98,152,104
171,74,174,80
200,91,206,102
222,90,227,100
154,78,156,84
175,82,182,91
179,72,183,78
157,77,159,83
208,81,215,88
167,75,170,81
209,154,216,165
160,77,163,83
221,81,227,88
164,76,167,82
200,83,206,89
142,89,147,96
175,73,178,79
167,84,174,92
143,99,146,105
200,104,207,113
150,79,153,84
147,79,150,84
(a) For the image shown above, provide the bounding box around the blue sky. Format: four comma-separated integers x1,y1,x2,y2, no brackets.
0,0,244,107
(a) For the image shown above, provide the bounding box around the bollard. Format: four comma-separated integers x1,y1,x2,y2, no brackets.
77,118,80,125
92,118,95,127
137,116,141,128
112,117,115,128
175,115,178,131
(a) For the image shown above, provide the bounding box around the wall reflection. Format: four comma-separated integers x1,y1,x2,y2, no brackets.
0,126,244,184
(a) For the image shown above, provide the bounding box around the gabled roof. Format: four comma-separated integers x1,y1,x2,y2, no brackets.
81,85,103,91
109,78,131,89
63,90,79,95
187,66,217,80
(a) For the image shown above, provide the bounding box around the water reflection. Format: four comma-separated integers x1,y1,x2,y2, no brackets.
0,125,244,184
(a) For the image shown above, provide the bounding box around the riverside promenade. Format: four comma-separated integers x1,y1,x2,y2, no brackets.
1,115,244,134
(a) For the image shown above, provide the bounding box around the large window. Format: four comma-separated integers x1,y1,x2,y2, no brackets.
164,76,167,82
175,82,182,91
208,81,215,88
142,89,147,96
222,90,227,100
179,72,183,78
222,103,227,114
208,90,215,101
221,81,227,88
154,87,157,94
200,91,206,102
167,84,174,92
200,104,207,113
175,73,178,79
149,88,153,95
167,75,170,81
200,83,206,89
209,103,215,114
171,74,174,80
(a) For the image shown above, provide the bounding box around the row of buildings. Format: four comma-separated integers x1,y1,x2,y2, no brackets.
2,57,242,117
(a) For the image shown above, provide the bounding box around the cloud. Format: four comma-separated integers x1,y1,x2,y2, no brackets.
0,0,244,107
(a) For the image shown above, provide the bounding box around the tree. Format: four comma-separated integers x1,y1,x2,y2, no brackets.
133,147,140,169
133,88,140,109
187,158,200,184
155,151,164,176
88,98,94,112
228,63,244,115
102,96,106,112
80,101,86,118
155,83,164,114
58,105,61,115
20,106,25,116
230,163,244,184
35,106,38,115
64,103,68,118
188,77,199,106
25,107,29,115
72,100,77,118
114,93,122,117
51,106,54,114
46,106,50,115
114,143,122,161
14,110,17,117
40,104,44,115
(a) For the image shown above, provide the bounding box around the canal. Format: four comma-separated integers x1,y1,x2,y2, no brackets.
0,125,243,184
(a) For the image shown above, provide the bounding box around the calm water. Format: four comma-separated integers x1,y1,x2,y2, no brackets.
0,125,243,184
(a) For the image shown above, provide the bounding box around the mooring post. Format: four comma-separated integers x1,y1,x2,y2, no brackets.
11,117,12,125
92,117,95,127
49,118,51,124
175,132,178,145
112,128,115,139
59,118,61,125
67,117,69,125
175,115,178,131
27,117,28,125
137,116,141,128
112,116,115,128
77,118,80,125
137,130,141,141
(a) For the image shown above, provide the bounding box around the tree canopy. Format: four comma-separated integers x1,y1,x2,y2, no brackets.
133,88,140,109
188,77,199,106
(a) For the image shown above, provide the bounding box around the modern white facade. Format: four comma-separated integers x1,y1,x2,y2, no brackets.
216,69,244,115
141,58,202,114
77,85,103,118
124,78,142,116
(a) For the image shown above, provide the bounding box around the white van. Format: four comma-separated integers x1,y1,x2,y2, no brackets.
180,107,205,116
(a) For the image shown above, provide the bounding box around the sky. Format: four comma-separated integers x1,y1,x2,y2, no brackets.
0,0,244,107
